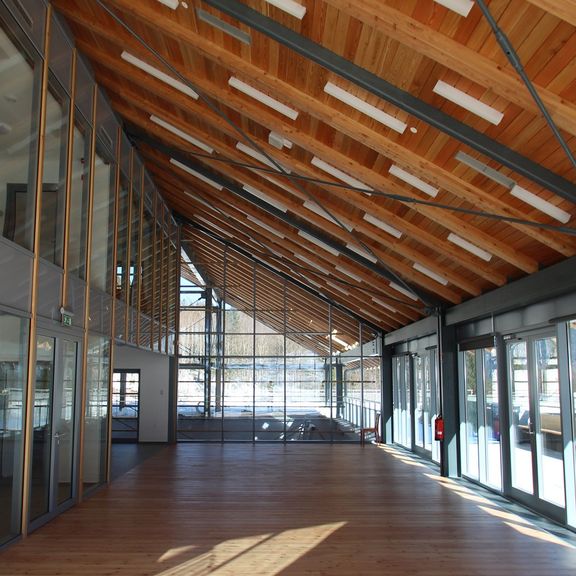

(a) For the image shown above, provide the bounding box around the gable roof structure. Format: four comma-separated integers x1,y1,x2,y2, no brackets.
54,0,576,348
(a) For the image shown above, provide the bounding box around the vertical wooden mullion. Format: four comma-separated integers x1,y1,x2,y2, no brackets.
60,49,77,307
21,7,52,535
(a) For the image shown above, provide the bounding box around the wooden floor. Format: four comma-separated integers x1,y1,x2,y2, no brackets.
2,444,576,575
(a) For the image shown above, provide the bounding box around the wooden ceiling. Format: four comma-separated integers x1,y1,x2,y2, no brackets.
54,0,576,347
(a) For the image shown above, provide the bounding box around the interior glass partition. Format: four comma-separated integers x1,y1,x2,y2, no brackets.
82,335,109,493
0,313,29,546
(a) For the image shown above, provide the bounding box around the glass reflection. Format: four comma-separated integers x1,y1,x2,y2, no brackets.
0,313,29,545
82,335,109,492
30,336,54,521
0,25,40,251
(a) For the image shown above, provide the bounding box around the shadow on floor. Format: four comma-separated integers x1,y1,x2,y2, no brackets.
110,443,167,481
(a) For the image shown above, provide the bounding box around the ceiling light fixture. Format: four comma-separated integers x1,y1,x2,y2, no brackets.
268,131,292,150
335,266,363,283
389,164,439,197
433,80,503,125
183,191,212,208
228,76,299,120
389,282,419,301
331,284,350,295
302,200,352,230
509,185,571,224
454,151,515,188
371,297,397,313
324,82,407,134
242,184,288,212
196,8,251,44
121,51,198,99
157,0,179,9
170,158,223,190
195,216,232,237
246,215,285,238
298,231,340,256
447,233,492,261
236,141,290,173
311,156,373,193
295,253,330,275
433,0,474,17
413,262,448,286
330,332,349,348
345,243,378,263
150,115,213,153
362,213,403,238
264,0,306,20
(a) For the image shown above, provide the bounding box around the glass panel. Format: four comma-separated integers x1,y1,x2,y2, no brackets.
483,347,502,490
67,121,90,278
57,340,76,505
423,353,432,452
112,370,139,442
40,83,69,265
90,147,115,292
570,321,576,495
534,336,564,506
115,180,129,302
404,357,411,448
49,16,72,92
414,355,424,449
0,24,40,251
463,349,479,480
509,341,533,495
83,335,109,492
30,336,54,521
0,314,29,545
224,334,253,356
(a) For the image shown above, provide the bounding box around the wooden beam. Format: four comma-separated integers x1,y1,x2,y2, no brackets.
525,0,576,28
58,0,576,260
324,0,576,137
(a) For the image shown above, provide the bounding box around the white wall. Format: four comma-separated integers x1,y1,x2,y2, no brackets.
113,345,171,442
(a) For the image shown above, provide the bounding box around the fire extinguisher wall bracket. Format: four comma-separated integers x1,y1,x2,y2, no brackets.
434,416,445,442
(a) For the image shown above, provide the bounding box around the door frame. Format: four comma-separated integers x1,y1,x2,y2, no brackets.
28,330,82,532
504,329,566,523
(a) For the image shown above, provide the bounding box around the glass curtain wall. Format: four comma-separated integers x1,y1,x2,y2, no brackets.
177,243,381,442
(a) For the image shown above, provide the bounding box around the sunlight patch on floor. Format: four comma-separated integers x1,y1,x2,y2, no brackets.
155,522,347,576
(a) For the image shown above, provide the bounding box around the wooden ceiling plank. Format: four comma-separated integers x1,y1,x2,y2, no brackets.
94,51,524,282
65,0,576,258
63,7,572,265
324,0,576,137
524,0,576,28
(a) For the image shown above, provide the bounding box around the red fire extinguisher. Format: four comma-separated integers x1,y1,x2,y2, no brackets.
434,416,445,441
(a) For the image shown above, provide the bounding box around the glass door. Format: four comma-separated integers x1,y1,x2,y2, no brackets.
508,333,565,517
413,350,438,459
29,335,78,527
460,345,502,490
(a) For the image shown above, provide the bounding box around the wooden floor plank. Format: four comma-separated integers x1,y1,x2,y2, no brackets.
1,444,575,575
